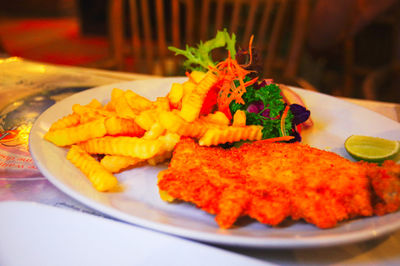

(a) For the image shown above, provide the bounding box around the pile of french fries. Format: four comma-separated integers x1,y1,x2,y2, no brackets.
44,71,263,192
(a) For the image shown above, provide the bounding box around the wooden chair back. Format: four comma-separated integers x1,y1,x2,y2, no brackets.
108,0,311,78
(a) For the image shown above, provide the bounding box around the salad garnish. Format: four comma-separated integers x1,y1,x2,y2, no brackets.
169,29,311,142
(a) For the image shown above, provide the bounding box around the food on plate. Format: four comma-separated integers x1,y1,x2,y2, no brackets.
367,160,400,215
345,135,400,163
42,29,400,231
169,29,312,141
158,138,400,229
67,145,118,192
44,30,312,192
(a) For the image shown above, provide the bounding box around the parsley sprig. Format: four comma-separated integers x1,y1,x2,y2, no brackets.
230,83,293,139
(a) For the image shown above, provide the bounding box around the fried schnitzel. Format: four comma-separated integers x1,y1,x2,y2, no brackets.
158,138,400,229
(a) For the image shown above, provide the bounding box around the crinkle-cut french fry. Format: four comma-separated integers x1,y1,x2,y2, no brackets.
79,136,160,159
160,111,226,138
193,71,218,95
79,133,179,159
86,99,103,109
179,93,203,121
160,111,206,138
179,71,218,122
180,81,195,111
112,87,125,97
67,145,118,192
44,118,107,146
100,155,144,173
110,89,137,119
135,97,170,131
72,104,115,124
135,109,159,131
49,113,81,131
48,99,104,132
158,133,181,153
124,90,153,112
200,111,230,126
115,96,137,118
105,116,145,137
147,151,172,166
159,111,183,133
198,125,262,146
103,101,115,111
232,110,246,127
182,80,195,96
111,88,124,104
190,71,207,83
143,122,165,139
168,83,184,108
72,104,114,117
153,97,170,111
105,88,124,111
79,113,99,124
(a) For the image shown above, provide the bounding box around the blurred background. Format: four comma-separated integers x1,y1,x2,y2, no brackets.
0,0,399,103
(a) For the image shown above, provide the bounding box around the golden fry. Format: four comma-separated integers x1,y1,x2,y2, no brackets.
72,104,114,117
111,89,137,118
72,104,115,124
159,111,185,133
67,145,118,192
158,133,181,153
48,99,104,132
147,151,172,166
79,136,159,159
86,99,103,109
105,116,145,137
143,122,165,139
182,81,195,96
189,71,207,83
160,111,206,138
168,83,184,109
44,118,107,146
179,71,218,122
199,125,263,146
101,155,144,173
79,133,180,159
153,97,171,111
105,88,124,111
232,110,246,127
160,111,227,139
124,90,153,112
49,113,80,132
200,111,230,126
135,109,159,131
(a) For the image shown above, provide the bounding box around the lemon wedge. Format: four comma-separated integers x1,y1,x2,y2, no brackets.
345,135,399,163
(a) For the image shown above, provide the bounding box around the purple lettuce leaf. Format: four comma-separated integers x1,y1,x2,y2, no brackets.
290,104,310,125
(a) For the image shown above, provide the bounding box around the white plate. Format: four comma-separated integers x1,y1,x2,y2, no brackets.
30,77,400,248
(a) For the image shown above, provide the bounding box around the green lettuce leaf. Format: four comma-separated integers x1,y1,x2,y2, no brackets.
168,29,236,72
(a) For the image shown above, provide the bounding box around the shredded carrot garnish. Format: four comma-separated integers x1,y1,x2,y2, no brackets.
242,35,254,68
280,105,290,136
210,49,257,119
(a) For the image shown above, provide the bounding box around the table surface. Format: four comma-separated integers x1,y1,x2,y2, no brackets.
1,57,400,265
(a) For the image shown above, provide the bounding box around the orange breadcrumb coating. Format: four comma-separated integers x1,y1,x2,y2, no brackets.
158,139,400,229
368,160,400,215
